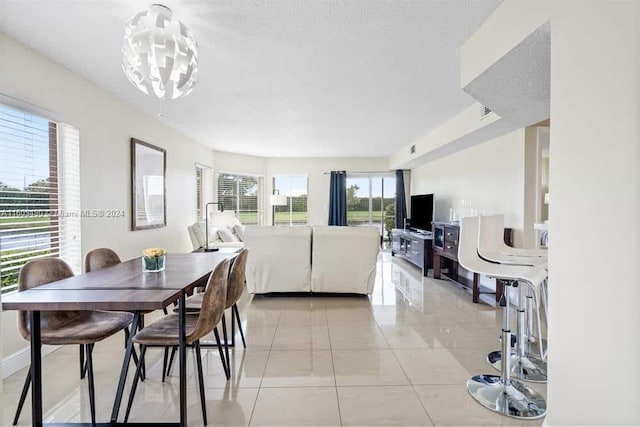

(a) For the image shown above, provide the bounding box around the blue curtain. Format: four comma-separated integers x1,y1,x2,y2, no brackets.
328,171,347,226
395,170,407,229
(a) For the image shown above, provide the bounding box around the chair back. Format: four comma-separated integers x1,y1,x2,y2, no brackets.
84,248,121,272
17,258,77,340
188,258,230,342
226,249,249,309
457,216,486,274
478,215,502,256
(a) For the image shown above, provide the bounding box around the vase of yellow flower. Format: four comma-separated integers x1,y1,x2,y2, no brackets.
142,247,166,272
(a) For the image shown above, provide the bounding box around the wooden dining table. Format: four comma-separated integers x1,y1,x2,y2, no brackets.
1,251,238,427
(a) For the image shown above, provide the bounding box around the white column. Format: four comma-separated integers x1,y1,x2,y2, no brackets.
547,1,640,424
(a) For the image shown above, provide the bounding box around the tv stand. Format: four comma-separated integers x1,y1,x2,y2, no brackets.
391,229,434,277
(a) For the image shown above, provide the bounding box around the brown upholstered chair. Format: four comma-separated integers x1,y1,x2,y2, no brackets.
124,258,231,425
12,258,133,425
165,249,249,376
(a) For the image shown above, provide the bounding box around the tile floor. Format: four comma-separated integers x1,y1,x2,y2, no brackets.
1,251,546,426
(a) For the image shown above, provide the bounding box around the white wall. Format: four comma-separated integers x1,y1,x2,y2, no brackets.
411,129,526,247
212,152,389,226
546,1,640,425
0,35,215,364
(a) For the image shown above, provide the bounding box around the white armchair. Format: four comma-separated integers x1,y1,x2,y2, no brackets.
187,211,245,251
311,226,380,294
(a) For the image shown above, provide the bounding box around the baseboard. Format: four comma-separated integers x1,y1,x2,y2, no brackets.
2,345,61,379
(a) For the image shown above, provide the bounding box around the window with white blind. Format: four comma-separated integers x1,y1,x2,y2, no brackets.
0,103,81,293
273,175,308,225
216,172,264,225
195,165,203,220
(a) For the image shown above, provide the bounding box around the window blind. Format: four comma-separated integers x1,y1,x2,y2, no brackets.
0,104,81,293
216,172,264,225
195,166,203,220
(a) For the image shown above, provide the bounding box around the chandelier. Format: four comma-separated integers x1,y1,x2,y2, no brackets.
122,4,199,100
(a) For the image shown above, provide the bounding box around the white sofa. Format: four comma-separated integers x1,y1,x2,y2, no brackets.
311,226,380,294
188,211,245,251
244,226,312,293
243,225,380,295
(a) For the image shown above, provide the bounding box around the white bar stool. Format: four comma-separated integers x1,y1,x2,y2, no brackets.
459,217,546,419
478,215,549,361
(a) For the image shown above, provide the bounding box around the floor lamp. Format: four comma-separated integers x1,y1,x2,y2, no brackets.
270,190,288,225
204,202,224,251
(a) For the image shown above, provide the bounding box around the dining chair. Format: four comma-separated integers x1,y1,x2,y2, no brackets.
12,258,134,426
165,249,249,378
123,258,231,425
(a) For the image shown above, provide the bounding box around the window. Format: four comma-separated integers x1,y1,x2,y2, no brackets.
195,165,203,220
346,174,395,240
273,175,308,225
0,103,81,293
216,172,264,225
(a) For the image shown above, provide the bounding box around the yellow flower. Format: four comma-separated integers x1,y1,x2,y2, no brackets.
143,247,166,257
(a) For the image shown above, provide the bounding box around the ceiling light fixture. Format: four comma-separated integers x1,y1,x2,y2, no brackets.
122,4,199,100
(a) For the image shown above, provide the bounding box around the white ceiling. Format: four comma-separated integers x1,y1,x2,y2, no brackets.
0,0,502,158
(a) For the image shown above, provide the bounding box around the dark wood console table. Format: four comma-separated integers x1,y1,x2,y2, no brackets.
432,221,512,304
391,229,434,277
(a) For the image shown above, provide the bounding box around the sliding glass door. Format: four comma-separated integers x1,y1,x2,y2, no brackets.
346,174,396,241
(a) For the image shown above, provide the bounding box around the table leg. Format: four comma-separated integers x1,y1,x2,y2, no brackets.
30,311,43,427
110,312,140,423
472,273,480,303
433,254,441,279
179,290,187,427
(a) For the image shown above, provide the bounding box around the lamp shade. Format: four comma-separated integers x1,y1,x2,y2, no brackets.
122,4,199,100
270,194,288,206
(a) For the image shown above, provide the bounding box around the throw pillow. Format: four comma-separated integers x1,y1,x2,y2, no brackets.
234,224,246,241
218,227,240,242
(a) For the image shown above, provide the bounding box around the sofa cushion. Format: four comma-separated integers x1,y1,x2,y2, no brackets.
234,224,246,241
218,227,240,242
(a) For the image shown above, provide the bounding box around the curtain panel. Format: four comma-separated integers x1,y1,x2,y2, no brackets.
328,171,347,226
395,169,407,229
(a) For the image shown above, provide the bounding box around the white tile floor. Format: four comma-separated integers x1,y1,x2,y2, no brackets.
1,251,546,426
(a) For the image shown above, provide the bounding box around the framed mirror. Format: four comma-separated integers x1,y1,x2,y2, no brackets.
131,138,166,230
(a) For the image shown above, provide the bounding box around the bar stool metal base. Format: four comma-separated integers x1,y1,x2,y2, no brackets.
467,374,546,419
487,350,547,383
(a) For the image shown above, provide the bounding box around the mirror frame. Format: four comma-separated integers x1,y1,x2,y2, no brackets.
131,138,166,230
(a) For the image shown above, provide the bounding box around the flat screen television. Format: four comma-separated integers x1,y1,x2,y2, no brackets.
409,194,434,233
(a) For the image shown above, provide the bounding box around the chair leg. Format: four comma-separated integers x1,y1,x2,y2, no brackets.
162,347,169,383
233,304,246,348
194,341,208,425
230,306,236,347
167,346,177,377
139,316,146,381
213,327,229,379
86,344,96,425
221,314,231,373
79,345,86,379
12,367,31,425
124,345,147,423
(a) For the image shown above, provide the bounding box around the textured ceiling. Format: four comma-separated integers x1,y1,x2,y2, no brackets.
0,0,502,157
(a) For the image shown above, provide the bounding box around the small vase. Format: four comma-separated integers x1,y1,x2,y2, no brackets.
143,255,165,272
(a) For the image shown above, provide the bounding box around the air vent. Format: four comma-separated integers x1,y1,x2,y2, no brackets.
410,144,416,154
481,105,492,118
